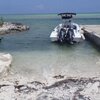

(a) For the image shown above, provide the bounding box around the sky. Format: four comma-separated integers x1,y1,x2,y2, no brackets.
0,0,100,14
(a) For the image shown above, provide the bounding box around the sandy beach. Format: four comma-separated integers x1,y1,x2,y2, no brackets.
0,73,100,100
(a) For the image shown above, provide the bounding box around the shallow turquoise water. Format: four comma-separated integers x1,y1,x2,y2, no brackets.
0,14,100,81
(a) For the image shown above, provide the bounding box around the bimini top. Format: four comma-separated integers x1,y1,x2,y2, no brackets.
58,13,76,19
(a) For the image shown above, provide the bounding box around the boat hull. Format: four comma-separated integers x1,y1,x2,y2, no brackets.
50,23,85,43
50,31,58,42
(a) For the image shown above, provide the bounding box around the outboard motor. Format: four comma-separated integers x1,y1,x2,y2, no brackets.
66,28,74,44
59,28,66,43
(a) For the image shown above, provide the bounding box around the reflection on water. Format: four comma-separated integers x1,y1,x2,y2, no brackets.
0,14,100,82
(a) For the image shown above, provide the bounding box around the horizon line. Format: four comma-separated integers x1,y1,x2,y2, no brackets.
0,12,100,15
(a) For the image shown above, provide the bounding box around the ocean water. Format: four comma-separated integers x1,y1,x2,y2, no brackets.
0,14,100,82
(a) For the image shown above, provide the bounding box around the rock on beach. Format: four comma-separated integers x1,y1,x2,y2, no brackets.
0,53,12,78
0,22,29,34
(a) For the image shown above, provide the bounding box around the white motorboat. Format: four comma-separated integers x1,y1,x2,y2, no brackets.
50,13,85,44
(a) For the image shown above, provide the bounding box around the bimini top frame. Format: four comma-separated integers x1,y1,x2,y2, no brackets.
58,13,76,19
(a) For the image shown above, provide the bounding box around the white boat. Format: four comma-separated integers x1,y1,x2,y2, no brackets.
50,13,85,44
